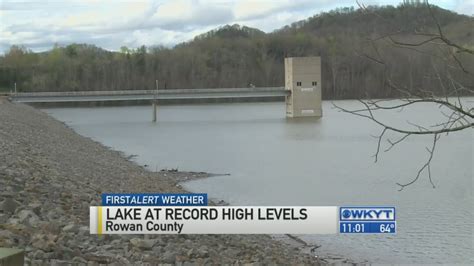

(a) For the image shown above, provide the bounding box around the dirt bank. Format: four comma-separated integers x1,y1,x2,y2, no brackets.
0,101,322,264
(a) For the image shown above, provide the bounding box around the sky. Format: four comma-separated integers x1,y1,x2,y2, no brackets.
0,0,472,53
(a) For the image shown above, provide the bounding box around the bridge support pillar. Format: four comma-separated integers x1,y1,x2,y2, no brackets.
152,79,158,122
152,101,157,122
285,57,322,118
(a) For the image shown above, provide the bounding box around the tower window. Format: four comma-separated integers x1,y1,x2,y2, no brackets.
312,81,318,86
296,82,302,86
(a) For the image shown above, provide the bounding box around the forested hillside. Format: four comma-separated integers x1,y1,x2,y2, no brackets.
0,2,472,99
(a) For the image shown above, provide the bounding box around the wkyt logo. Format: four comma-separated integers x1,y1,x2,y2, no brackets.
340,207,395,221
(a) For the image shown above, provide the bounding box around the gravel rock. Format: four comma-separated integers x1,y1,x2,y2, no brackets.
0,198,20,213
0,213,8,223
130,238,157,250
32,249,45,259
72,256,87,264
62,223,78,233
30,233,57,252
197,245,209,257
17,209,40,225
161,250,177,263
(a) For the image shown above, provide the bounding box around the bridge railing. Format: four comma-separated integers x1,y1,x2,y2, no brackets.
13,87,286,97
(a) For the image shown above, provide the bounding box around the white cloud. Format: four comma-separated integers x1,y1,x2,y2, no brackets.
148,0,233,30
233,0,324,20
453,0,474,15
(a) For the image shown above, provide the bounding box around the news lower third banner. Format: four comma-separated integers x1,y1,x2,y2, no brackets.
90,193,396,234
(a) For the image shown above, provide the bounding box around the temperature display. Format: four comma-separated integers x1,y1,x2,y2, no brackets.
340,222,396,233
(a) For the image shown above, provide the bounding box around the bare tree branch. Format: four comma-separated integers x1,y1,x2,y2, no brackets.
396,134,440,191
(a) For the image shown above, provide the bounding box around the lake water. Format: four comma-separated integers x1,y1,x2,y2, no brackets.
44,100,473,264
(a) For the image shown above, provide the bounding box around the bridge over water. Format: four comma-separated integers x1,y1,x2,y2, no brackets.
10,87,288,103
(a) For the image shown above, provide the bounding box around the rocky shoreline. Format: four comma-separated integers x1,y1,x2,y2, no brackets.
0,99,324,265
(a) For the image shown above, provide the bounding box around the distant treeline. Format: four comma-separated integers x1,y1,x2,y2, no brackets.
0,3,473,99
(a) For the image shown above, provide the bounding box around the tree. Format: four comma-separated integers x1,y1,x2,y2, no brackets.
334,2,473,190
